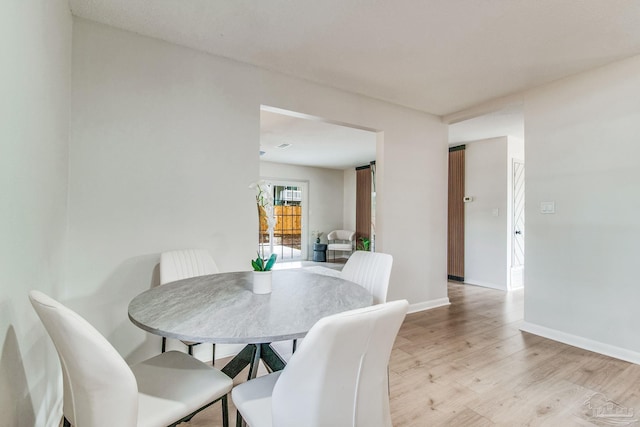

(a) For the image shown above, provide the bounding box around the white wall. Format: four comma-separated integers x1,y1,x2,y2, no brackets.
0,1,72,426
508,136,525,162
68,19,260,362
68,17,448,373
464,137,509,290
259,161,345,253
522,55,640,363
343,168,357,231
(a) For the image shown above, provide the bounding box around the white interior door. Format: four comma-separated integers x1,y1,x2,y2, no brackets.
511,159,525,288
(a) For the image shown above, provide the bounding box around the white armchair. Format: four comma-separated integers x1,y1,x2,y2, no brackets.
326,230,356,260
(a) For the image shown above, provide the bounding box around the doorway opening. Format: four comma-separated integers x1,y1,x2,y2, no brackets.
259,106,378,263
447,103,525,291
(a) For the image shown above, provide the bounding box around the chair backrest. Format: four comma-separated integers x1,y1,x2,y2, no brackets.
29,291,138,427
340,251,393,304
327,230,356,242
160,249,219,285
272,300,408,427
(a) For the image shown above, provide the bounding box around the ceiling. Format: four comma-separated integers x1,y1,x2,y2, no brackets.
260,110,376,170
448,104,524,145
69,0,640,168
70,0,640,116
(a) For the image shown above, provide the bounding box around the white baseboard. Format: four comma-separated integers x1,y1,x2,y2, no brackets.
408,297,450,314
520,321,640,365
464,279,507,291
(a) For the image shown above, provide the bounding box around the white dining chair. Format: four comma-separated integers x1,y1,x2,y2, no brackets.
233,300,409,427
160,249,219,362
273,251,394,361
304,251,393,304
340,251,393,304
29,290,233,427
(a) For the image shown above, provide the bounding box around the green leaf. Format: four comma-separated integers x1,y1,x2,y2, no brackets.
264,253,277,271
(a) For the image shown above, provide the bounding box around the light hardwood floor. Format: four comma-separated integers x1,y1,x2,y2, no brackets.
191,282,640,426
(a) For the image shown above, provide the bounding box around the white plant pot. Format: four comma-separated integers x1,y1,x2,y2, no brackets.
252,271,272,294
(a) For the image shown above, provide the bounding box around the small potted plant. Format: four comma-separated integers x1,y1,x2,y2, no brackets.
251,253,277,294
357,237,371,251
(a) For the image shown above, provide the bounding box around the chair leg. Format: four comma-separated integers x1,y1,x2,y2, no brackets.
221,394,229,427
188,344,194,356
162,336,166,353
236,410,245,427
212,343,216,366
292,339,297,353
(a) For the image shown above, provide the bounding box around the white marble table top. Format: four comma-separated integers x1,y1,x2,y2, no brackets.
128,269,373,344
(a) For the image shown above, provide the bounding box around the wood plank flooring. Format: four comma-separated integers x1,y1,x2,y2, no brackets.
191,282,640,426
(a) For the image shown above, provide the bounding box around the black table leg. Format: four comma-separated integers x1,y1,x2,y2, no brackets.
248,344,261,381
260,343,286,373
220,343,286,379
221,345,256,378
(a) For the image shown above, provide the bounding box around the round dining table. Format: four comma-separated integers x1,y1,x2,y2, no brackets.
128,269,373,379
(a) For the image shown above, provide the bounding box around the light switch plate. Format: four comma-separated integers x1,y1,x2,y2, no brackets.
540,201,555,214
